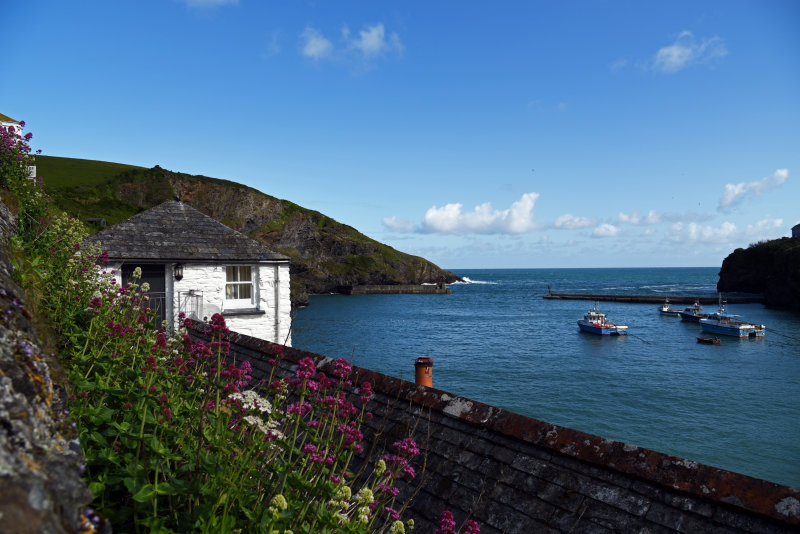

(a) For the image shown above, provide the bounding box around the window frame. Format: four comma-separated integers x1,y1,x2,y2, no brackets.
224,265,257,309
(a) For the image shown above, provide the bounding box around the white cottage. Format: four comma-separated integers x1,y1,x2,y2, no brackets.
86,200,292,345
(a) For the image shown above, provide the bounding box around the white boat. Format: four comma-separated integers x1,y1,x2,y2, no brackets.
578,303,628,336
700,299,765,338
679,300,707,323
658,297,680,317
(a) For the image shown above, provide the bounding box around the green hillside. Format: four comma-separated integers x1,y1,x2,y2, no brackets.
35,155,459,305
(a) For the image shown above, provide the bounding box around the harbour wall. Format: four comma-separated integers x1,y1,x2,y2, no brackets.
191,324,800,533
544,293,764,304
341,283,451,295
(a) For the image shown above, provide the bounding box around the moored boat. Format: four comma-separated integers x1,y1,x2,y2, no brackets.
696,336,720,345
658,297,680,316
679,299,707,322
699,299,765,338
578,303,628,335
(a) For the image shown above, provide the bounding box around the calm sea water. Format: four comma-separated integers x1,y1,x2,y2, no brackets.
292,268,800,489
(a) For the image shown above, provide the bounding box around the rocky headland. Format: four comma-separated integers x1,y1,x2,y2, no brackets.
37,157,461,306
717,236,800,311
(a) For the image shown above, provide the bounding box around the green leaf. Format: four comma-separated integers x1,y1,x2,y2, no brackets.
155,482,178,496
88,481,105,496
90,431,109,448
132,483,156,503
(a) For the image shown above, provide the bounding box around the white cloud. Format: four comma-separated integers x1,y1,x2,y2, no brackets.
299,22,402,66
592,224,620,238
420,193,540,235
744,218,784,240
181,0,237,7
553,213,596,230
718,168,789,211
300,26,333,60
617,209,661,225
346,23,403,58
382,216,416,233
653,31,727,73
610,58,628,72
666,221,738,243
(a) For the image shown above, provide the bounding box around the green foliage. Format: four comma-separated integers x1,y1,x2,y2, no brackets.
6,146,424,532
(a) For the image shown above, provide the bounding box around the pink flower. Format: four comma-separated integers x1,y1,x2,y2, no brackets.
333,358,351,379
461,520,480,534
296,357,316,380
435,510,456,534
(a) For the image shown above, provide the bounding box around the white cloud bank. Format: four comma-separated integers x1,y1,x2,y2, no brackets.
617,210,661,225
300,23,402,63
592,224,620,238
383,193,540,235
653,31,727,73
667,218,784,244
553,213,596,230
719,168,789,211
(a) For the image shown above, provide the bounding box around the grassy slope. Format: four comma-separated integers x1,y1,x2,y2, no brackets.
35,155,458,303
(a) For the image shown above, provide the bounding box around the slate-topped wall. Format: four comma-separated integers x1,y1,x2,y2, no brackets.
190,324,800,533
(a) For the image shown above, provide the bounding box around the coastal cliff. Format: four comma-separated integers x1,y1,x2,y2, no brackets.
37,156,460,306
717,237,800,311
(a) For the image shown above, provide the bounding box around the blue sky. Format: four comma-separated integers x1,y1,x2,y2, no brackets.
2,1,798,269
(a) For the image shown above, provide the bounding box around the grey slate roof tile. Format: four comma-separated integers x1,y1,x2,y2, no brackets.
85,201,289,262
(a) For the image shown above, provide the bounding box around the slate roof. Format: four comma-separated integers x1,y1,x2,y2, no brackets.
85,201,289,262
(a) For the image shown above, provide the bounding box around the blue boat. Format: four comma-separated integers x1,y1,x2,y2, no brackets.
658,297,681,316
679,300,708,323
700,299,765,338
578,303,628,335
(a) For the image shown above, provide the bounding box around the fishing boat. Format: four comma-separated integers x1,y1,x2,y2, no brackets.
578,303,628,336
696,336,720,345
699,299,765,338
658,297,681,316
679,300,707,323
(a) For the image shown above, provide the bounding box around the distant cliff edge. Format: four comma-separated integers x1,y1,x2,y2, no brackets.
717,237,800,311
37,157,461,306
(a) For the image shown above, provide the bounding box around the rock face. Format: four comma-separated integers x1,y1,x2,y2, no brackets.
42,160,460,307
717,237,800,311
0,200,95,533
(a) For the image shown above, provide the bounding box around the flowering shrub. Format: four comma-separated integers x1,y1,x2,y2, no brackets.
2,123,480,533
0,120,47,238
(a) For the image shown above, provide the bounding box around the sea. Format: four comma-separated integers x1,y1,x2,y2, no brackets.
292,267,800,489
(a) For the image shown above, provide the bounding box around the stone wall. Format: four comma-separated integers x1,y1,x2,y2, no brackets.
0,200,94,533
192,324,800,533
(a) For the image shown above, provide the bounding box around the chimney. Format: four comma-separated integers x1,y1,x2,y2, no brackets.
414,357,433,388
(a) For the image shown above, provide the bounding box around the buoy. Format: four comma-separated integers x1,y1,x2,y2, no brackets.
414,357,433,388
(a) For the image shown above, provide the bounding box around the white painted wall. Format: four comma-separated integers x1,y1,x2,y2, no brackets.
173,262,291,346
105,261,292,346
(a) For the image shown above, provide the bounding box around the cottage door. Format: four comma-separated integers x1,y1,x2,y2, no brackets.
121,264,167,326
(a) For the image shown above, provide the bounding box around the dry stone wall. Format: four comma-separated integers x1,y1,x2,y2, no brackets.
0,200,94,533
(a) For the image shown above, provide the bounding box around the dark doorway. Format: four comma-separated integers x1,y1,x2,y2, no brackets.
121,264,167,326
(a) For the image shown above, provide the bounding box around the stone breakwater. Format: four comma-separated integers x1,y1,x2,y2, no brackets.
340,283,452,295
543,293,763,304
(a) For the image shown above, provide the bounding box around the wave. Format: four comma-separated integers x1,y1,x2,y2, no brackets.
452,277,498,285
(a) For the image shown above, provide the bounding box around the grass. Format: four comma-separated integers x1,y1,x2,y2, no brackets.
36,155,145,189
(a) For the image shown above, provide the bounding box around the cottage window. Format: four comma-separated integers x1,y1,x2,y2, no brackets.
225,266,254,305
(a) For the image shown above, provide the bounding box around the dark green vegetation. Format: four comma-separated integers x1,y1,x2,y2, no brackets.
717,236,800,311
38,155,460,306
